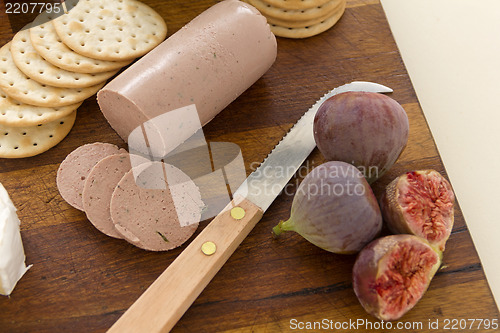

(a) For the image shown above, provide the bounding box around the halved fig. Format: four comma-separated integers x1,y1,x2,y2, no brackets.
380,170,455,251
353,234,441,321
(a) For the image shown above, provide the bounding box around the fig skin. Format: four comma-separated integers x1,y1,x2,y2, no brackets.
273,161,382,254
353,234,442,321
313,91,409,183
380,170,455,251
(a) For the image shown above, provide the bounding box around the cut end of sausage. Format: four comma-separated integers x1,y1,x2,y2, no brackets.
97,89,148,142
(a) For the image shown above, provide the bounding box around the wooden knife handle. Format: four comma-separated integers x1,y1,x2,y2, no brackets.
107,196,264,333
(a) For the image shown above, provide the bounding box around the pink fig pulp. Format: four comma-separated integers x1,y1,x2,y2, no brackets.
380,170,455,251
353,234,441,321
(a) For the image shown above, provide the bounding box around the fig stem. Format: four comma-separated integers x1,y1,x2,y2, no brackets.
273,219,295,238
272,222,284,237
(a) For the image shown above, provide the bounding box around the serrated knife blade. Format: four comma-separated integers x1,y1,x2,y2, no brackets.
108,81,393,333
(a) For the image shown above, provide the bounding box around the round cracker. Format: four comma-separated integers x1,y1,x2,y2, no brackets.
0,87,81,127
30,13,130,74
56,142,126,211
11,28,118,88
246,0,342,21
265,0,343,28
0,110,76,158
110,162,201,251
52,0,167,61
259,0,332,10
0,42,105,107
270,1,345,38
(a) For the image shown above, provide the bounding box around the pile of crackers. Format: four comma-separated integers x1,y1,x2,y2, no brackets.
245,0,346,38
0,0,167,158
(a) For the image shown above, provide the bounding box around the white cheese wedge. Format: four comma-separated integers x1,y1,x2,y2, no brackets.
0,183,31,296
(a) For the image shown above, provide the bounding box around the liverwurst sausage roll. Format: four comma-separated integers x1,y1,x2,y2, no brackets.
97,0,277,142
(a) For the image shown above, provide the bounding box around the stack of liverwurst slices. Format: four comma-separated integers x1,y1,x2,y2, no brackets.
57,143,204,251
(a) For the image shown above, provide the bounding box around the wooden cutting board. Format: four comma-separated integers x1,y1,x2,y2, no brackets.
1,1,498,332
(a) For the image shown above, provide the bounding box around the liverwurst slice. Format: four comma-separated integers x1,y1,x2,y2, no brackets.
97,0,277,142
110,161,203,251
82,153,148,239
56,142,125,211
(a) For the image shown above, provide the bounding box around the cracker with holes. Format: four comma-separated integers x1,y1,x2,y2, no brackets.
52,0,167,61
0,87,81,127
30,12,130,74
245,0,346,38
11,28,118,89
0,42,105,107
263,0,332,10
247,0,342,20
270,8,345,38
0,110,76,158
265,0,331,10
266,0,343,28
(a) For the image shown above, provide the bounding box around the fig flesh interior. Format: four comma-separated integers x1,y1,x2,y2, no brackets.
398,171,454,244
374,239,439,320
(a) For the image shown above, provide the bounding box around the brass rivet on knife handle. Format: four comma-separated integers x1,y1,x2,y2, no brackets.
230,206,246,220
201,241,217,256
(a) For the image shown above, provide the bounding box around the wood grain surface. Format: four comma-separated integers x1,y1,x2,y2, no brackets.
1,0,499,332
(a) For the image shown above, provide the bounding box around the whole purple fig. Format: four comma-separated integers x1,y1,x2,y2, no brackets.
273,161,382,254
313,91,409,183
